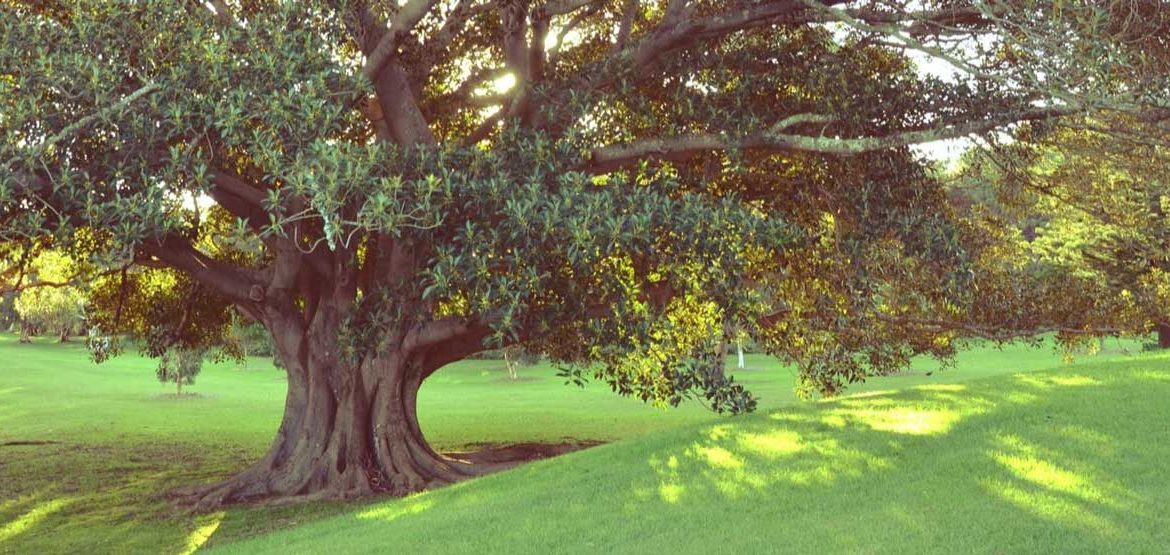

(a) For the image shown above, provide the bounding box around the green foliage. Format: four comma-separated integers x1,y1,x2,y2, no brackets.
3,0,1161,416
12,251,86,339
949,122,1169,346
224,319,277,359
0,333,1159,552
155,346,205,394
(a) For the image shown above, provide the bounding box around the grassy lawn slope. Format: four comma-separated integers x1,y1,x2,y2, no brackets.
218,360,1170,554
0,334,1162,553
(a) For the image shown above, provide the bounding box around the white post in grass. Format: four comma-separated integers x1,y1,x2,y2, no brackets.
737,341,745,369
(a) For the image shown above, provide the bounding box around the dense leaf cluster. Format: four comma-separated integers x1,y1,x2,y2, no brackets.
5,1,1159,413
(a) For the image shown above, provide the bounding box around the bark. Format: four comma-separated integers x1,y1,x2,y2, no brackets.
503,346,519,380
58,327,69,343
1158,322,1170,349
175,311,486,510
18,321,31,343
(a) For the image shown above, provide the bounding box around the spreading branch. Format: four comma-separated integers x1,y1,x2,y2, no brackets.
361,0,440,80
585,108,1074,173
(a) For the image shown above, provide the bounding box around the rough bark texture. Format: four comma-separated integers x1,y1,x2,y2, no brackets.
175,311,487,511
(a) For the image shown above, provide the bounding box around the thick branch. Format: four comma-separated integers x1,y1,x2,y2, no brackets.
345,5,439,147
141,234,263,305
584,108,1074,173
413,319,495,378
207,170,268,229
536,0,602,18
361,0,440,80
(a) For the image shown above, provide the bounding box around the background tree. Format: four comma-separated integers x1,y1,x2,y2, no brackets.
3,1,1166,508
157,346,206,396
953,121,1170,347
501,344,539,381
12,251,87,342
223,313,281,370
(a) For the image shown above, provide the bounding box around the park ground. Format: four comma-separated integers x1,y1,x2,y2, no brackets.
1,334,1169,553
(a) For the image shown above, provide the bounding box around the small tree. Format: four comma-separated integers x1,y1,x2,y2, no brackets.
157,347,205,397
501,345,540,381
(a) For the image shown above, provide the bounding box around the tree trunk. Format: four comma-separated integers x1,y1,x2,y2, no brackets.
1158,323,1170,349
503,348,518,380
58,327,69,343
176,378,182,397
736,342,745,370
18,321,31,343
176,313,484,510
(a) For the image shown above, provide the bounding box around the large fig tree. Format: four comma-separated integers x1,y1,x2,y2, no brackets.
2,1,1159,507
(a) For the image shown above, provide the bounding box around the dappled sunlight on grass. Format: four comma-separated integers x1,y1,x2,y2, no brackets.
215,363,1170,554
983,478,1118,537
979,430,1146,539
991,435,1115,503
1014,373,1100,389
835,407,967,436
0,497,74,543
1054,426,1118,455
1002,390,1042,405
632,365,1163,534
913,383,967,392
357,496,436,523
6,332,1170,554
692,445,745,470
645,454,688,503
182,511,225,555
784,438,891,486
658,483,685,503
1132,369,1170,382
735,429,804,457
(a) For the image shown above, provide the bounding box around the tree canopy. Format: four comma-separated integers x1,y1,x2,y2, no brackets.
12,250,86,341
2,0,1168,507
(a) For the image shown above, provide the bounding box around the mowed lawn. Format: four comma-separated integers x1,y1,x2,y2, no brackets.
0,333,1162,553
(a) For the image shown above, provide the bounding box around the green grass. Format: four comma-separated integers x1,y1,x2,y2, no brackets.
218,359,1170,554
0,333,1159,553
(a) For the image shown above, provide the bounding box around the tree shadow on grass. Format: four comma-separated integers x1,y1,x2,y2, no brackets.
208,363,1170,554
8,364,1170,554
0,436,392,553
621,364,1170,552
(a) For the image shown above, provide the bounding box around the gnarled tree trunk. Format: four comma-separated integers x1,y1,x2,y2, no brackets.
176,303,489,510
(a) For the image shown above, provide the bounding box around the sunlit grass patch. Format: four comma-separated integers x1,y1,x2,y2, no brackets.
0,497,74,543
218,361,1170,554
1,333,1167,553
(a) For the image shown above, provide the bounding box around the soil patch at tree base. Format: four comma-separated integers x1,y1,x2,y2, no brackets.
446,440,605,466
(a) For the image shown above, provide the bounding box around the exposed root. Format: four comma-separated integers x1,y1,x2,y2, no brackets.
171,440,603,512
